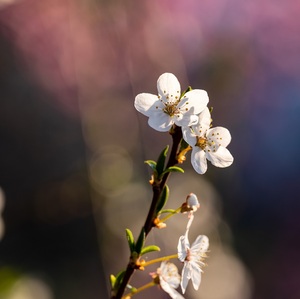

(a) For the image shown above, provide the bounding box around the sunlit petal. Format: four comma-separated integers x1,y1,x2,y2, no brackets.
180,263,190,294
182,126,197,146
176,114,198,127
148,112,173,132
157,73,181,102
160,262,181,287
160,278,185,299
159,262,184,299
177,235,188,262
206,146,234,168
191,148,207,174
182,89,209,114
190,235,209,254
196,107,211,133
134,93,161,117
206,126,231,147
190,263,202,290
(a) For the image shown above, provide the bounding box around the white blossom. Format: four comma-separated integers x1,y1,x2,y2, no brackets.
182,107,233,174
134,73,209,132
157,261,185,299
177,233,209,294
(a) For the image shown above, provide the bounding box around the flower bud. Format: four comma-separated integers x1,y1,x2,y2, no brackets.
186,193,200,211
181,193,200,213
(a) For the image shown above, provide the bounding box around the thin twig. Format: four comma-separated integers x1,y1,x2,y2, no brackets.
112,125,182,299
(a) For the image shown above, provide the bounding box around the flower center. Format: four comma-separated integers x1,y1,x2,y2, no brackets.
196,137,207,150
196,136,219,153
163,102,180,117
185,248,193,261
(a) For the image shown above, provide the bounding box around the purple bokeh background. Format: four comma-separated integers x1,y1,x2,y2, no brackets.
0,0,299,298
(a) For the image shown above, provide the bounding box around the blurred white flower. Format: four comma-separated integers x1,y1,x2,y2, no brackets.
134,73,209,132
177,232,209,294
157,261,185,299
182,107,233,174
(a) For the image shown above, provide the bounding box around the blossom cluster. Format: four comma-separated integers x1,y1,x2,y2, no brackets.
134,73,233,174
111,73,234,299
154,194,209,299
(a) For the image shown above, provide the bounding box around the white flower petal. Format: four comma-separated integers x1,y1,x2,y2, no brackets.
191,148,207,174
182,126,197,146
196,107,211,133
180,263,190,294
179,235,209,293
190,262,202,290
177,235,188,262
206,146,234,168
159,262,184,299
134,93,161,117
148,111,173,132
206,126,232,147
182,89,209,114
160,262,181,288
157,73,181,102
176,114,198,127
190,235,209,254
160,278,185,299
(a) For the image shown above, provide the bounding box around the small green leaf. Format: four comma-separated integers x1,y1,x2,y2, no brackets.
156,145,169,175
114,270,125,290
135,228,145,254
141,245,161,256
110,274,116,288
144,160,157,171
155,185,169,214
164,166,184,174
125,228,135,253
181,86,192,98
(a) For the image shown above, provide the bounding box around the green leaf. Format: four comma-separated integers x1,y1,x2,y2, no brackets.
135,228,145,254
125,228,135,253
114,270,125,290
181,86,192,98
155,185,169,214
110,274,116,288
144,160,157,171
141,245,161,256
156,145,169,175
163,166,184,174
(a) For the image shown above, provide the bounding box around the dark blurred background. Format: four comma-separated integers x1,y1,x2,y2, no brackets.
0,0,299,299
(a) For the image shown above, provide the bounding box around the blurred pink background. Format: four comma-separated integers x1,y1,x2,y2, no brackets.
0,0,299,298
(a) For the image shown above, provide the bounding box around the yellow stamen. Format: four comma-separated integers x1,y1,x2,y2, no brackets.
196,137,207,150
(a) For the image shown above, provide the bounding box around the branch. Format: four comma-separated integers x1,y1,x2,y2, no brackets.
112,125,182,299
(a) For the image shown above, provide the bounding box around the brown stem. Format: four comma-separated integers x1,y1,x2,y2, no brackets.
112,125,182,299
143,125,182,236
